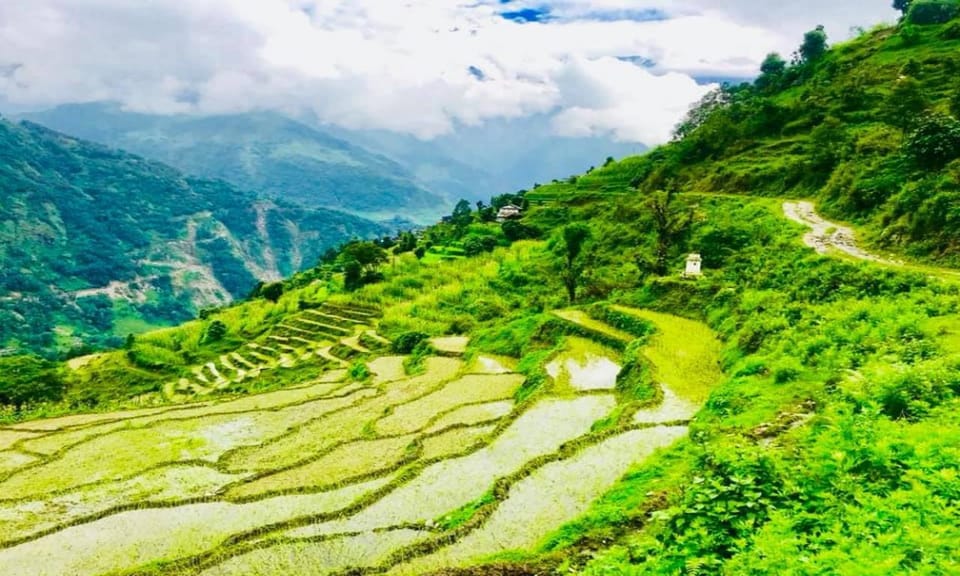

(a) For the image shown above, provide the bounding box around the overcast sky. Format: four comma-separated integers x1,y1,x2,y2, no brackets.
0,0,897,145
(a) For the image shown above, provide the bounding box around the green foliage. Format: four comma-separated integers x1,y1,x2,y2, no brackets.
650,448,784,570
615,341,659,403
348,361,371,382
0,355,65,410
904,112,960,168
0,118,386,358
501,219,540,242
874,360,960,420
403,339,435,375
202,320,228,344
393,331,430,354
894,0,914,15
884,76,929,128
451,199,474,228
553,224,592,303
907,0,960,24
799,25,829,63
261,282,284,303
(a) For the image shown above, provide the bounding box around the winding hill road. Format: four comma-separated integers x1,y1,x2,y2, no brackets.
782,201,900,266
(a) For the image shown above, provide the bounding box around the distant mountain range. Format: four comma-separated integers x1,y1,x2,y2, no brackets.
0,117,387,357
21,104,646,217
21,104,448,222
325,115,647,199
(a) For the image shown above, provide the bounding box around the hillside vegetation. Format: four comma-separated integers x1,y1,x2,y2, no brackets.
22,105,447,221
529,10,960,263
0,119,386,358
2,11,960,576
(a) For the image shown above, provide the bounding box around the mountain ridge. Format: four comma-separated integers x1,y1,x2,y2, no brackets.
0,117,388,357
20,104,449,222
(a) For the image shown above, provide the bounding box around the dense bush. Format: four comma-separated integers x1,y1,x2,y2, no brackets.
0,355,65,410
904,113,960,168
392,331,430,354
907,0,960,24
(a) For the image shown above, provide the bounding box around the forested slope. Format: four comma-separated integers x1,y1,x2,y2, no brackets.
0,119,386,357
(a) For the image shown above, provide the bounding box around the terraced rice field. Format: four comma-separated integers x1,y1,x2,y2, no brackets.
546,337,622,392
0,307,722,575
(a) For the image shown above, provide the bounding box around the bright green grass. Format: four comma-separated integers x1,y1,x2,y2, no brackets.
0,477,392,576
374,374,524,436
611,307,723,403
552,310,635,344
227,435,416,499
390,425,689,575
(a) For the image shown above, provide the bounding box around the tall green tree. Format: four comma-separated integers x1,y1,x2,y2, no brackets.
885,76,929,128
645,191,694,276
340,241,388,291
554,224,592,303
799,25,828,63
0,355,65,410
451,199,473,229
760,52,787,77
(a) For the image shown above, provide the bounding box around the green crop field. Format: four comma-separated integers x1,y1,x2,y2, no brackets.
0,308,718,575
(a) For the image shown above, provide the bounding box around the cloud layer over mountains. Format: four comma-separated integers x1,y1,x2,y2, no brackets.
0,0,896,144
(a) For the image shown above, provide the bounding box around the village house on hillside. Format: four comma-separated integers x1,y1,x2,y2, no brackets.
496,204,522,222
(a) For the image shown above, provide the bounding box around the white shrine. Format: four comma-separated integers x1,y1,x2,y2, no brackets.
683,253,702,278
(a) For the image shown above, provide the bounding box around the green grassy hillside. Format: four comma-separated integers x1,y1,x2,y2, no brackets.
2,12,960,576
529,16,960,263
0,119,387,358
22,105,448,221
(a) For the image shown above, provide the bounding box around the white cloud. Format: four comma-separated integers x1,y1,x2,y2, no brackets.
0,0,898,145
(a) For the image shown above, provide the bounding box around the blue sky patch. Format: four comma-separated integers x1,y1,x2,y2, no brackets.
584,8,669,22
499,7,551,23
468,66,486,81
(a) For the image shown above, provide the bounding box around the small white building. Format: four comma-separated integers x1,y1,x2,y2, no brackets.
496,204,522,222
683,253,702,278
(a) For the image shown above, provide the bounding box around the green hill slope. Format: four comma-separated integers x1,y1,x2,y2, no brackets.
529,15,960,263
0,118,387,357
22,105,448,221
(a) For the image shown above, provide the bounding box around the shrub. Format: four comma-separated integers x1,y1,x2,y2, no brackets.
942,19,960,38
0,355,65,410
348,361,370,382
392,331,430,354
261,282,284,303
202,320,227,344
907,0,959,24
773,361,803,384
876,363,959,420
904,112,960,168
